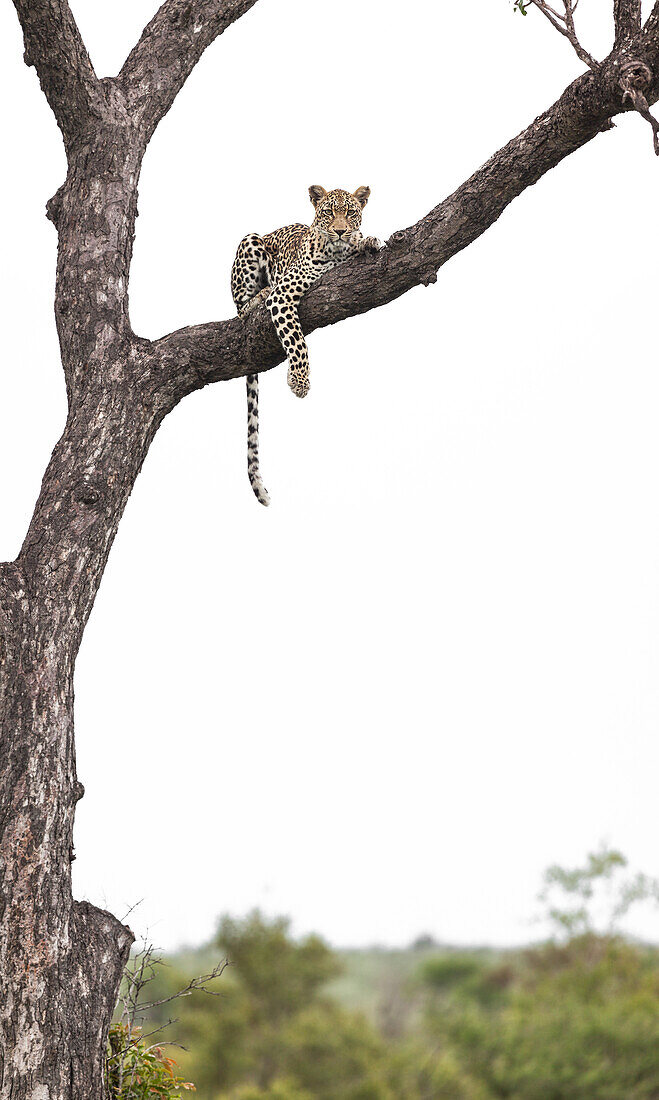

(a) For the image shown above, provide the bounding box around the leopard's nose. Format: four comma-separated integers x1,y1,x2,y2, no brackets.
335,227,346,236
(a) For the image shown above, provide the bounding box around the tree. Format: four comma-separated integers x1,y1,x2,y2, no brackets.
538,844,659,938
1,0,659,1095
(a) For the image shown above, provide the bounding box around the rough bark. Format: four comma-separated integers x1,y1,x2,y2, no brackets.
615,0,643,47
118,0,261,142
2,0,659,1096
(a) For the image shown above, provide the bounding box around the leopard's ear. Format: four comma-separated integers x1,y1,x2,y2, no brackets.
352,186,371,208
309,185,328,207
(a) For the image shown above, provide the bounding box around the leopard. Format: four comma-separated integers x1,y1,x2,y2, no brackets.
231,185,383,506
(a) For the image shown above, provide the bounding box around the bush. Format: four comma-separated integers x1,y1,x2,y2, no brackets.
107,1022,196,1098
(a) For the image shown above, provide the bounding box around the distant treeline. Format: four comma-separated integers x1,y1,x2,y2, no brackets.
109,848,659,1099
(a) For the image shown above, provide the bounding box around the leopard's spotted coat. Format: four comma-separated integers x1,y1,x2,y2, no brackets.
231,185,382,505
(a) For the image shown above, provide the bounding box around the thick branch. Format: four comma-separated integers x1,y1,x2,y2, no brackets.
154,49,650,405
119,0,261,141
11,0,106,150
615,0,642,48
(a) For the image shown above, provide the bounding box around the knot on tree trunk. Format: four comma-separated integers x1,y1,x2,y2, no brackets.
168,1,193,25
620,59,653,93
46,185,66,227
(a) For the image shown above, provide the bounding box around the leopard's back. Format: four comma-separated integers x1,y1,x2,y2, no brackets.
262,223,309,279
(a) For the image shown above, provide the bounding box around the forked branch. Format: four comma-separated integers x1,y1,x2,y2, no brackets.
518,2,659,155
519,0,598,69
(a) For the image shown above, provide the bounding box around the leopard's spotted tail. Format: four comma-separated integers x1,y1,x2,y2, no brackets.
246,373,270,506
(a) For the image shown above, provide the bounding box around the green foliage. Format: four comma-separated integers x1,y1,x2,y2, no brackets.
423,953,485,991
216,913,340,1025
420,849,659,1100
436,936,659,1100
145,966,252,1095
513,0,530,13
385,1043,492,1100
276,1003,391,1099
422,953,514,1009
218,1082,312,1100
107,1022,196,1098
208,912,400,1099
539,844,659,937
133,850,659,1100
140,911,489,1099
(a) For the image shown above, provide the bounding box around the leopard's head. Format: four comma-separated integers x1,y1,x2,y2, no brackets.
309,185,370,242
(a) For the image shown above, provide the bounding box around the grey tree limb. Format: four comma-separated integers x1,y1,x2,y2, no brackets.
118,0,261,141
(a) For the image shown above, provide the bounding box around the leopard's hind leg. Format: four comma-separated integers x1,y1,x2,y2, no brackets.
231,234,272,506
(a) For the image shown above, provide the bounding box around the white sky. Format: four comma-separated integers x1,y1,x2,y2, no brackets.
1,0,659,951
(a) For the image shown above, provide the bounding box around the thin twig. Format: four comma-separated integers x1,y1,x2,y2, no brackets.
137,961,229,1010
120,898,145,923
526,0,598,69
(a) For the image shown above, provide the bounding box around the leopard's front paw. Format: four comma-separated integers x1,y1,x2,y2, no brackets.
288,365,310,399
364,236,384,252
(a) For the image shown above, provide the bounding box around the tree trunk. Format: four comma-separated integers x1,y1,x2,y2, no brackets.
0,116,162,1094
0,532,135,1094
0,366,155,1098
0,118,166,1092
0,644,131,1096
3,0,659,1095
